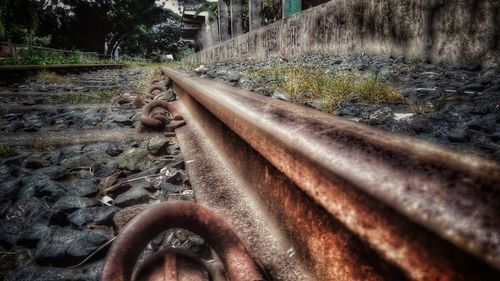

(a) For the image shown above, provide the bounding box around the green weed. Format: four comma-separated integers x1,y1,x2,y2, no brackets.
246,64,403,113
1,48,109,66
37,70,67,83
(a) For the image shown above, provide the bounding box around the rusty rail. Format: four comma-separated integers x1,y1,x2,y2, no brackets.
159,68,500,280
102,67,500,280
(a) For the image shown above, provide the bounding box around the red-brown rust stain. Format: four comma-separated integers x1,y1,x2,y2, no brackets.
135,253,208,281
242,145,409,281
164,254,177,281
176,256,209,281
237,110,499,280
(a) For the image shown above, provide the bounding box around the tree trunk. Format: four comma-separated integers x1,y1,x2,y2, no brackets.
106,33,122,56
7,33,16,63
109,33,127,59
111,37,124,59
27,34,32,55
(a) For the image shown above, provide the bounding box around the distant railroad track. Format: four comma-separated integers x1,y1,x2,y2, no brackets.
0,64,125,82
102,68,500,280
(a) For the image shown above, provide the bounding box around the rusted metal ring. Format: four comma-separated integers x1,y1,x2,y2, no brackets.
151,78,164,85
140,100,176,129
101,201,264,281
147,85,166,96
141,100,178,119
140,116,167,129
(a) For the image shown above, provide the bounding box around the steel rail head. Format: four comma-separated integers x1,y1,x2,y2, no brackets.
101,201,264,281
161,68,500,275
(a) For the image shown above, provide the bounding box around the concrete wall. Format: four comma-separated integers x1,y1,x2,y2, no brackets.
183,0,500,68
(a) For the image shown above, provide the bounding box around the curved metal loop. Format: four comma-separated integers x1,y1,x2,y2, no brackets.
140,100,174,129
147,84,166,96
101,201,265,281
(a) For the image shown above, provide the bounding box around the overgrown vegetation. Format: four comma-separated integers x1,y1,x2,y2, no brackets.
1,0,191,64
0,142,15,157
246,65,403,112
36,70,66,82
120,21,194,61
1,48,109,66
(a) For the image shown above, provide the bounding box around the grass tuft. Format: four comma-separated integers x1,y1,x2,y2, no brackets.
0,143,15,157
246,65,403,113
31,138,52,151
37,70,67,83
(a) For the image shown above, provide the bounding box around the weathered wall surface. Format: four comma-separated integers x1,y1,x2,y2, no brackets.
183,0,500,68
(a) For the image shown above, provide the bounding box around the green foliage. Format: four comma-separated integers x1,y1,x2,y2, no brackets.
0,0,39,39
246,65,403,113
3,0,171,56
31,35,51,47
121,22,193,60
1,0,181,61
179,47,195,59
0,47,109,65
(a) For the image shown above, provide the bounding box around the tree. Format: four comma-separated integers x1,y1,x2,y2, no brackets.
37,0,168,54
120,13,194,60
0,0,39,40
105,0,167,56
1,0,186,58
195,1,218,23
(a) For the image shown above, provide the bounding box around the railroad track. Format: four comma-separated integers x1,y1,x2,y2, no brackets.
100,68,500,280
0,66,499,280
0,65,193,281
